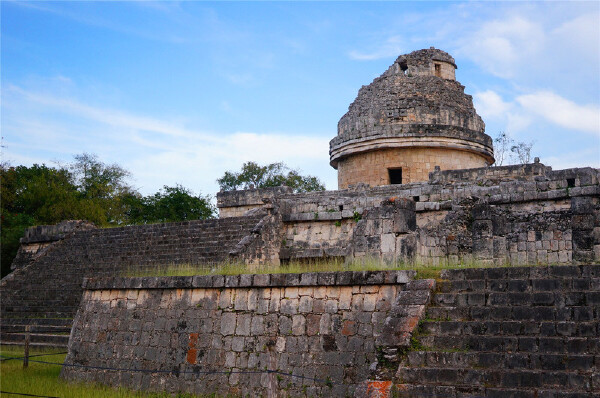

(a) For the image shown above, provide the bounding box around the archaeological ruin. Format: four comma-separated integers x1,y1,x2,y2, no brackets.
1,48,599,397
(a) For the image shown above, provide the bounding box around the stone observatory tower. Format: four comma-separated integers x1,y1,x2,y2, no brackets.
329,47,495,189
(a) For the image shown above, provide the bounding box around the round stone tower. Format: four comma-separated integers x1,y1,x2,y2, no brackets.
330,47,494,189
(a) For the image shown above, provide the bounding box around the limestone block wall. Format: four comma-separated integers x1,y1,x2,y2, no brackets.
253,164,600,266
218,186,293,218
336,146,489,188
61,270,434,397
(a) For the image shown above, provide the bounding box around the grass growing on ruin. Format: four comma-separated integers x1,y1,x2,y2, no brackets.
123,257,543,280
0,346,209,398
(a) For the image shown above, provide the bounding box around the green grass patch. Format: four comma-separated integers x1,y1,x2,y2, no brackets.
124,256,548,279
0,346,211,397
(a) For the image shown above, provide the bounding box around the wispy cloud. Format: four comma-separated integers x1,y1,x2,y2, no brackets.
516,92,600,136
475,89,600,137
473,90,532,134
1,84,336,194
460,16,545,79
4,85,211,141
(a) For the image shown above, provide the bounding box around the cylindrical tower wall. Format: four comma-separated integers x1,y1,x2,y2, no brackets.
337,147,489,189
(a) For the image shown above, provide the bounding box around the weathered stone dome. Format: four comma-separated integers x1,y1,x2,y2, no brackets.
330,47,494,189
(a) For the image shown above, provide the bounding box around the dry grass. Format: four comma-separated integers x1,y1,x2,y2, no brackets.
123,257,546,281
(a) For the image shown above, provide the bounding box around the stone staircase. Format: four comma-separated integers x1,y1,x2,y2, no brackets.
0,318,72,348
395,265,599,397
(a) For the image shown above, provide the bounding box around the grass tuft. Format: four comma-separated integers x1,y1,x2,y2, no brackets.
123,256,551,279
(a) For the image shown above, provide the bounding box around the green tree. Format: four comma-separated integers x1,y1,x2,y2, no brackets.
217,161,325,193
1,163,81,277
125,185,216,224
69,153,134,224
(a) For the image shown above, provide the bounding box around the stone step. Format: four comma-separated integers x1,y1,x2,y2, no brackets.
432,292,600,307
440,265,600,281
425,306,470,321
421,320,599,337
405,351,598,372
438,278,600,293
425,305,598,322
393,383,598,398
417,335,599,354
396,367,595,391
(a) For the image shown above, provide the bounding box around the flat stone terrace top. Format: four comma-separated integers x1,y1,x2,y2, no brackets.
83,270,417,290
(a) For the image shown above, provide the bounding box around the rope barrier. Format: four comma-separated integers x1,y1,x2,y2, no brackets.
0,350,493,397
0,352,69,362
0,392,60,398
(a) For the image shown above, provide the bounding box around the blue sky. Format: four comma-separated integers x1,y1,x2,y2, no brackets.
2,1,599,197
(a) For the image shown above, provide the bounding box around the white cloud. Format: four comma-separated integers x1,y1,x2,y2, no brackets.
348,36,404,61
461,16,545,79
474,90,532,134
4,85,210,141
474,88,599,137
516,91,600,135
474,90,511,119
1,84,336,195
551,13,600,65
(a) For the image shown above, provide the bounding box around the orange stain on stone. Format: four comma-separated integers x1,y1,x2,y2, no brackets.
186,333,199,364
366,380,392,398
341,320,356,336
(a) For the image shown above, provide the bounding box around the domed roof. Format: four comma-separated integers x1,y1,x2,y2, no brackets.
329,48,494,168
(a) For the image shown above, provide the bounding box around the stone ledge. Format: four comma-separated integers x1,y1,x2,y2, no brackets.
82,270,417,290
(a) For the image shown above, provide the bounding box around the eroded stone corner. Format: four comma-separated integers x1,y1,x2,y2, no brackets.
356,278,436,398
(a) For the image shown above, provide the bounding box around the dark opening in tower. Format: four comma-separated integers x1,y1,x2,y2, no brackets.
388,168,403,185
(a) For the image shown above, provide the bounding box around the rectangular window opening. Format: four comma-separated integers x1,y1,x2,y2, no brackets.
388,168,403,185
567,178,576,188
434,63,441,77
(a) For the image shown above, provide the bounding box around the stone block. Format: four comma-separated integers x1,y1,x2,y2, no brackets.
381,233,396,253
299,273,317,286
298,296,313,313
253,274,270,287
225,275,240,288
292,315,306,335
221,313,237,336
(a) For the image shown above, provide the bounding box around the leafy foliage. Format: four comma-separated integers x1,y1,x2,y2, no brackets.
125,185,216,224
217,161,325,193
1,155,215,277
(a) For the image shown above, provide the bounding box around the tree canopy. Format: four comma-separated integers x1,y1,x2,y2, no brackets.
1,154,215,277
125,185,216,224
217,161,325,193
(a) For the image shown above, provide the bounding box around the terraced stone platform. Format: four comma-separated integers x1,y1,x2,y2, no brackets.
395,264,600,398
